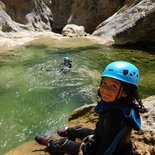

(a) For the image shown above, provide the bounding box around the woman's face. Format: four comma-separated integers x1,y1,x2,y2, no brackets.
99,77,126,102
64,60,69,63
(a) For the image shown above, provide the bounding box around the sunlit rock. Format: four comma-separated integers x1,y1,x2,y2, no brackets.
92,0,155,45
0,0,53,33
62,24,89,37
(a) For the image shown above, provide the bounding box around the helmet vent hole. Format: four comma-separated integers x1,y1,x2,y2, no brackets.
130,73,133,76
108,69,113,71
123,70,128,75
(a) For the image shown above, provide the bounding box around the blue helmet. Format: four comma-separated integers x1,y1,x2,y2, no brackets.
101,61,139,86
64,56,70,60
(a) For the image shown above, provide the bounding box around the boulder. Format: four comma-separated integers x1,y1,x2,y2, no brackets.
62,24,88,37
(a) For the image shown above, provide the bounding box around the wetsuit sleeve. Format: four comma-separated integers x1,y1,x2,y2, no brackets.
95,110,124,155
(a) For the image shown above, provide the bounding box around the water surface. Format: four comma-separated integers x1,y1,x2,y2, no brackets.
0,37,155,154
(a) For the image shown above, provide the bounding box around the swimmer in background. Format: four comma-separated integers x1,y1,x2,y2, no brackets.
40,56,72,73
59,56,72,73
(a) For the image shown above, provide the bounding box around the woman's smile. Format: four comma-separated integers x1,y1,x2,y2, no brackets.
99,77,126,102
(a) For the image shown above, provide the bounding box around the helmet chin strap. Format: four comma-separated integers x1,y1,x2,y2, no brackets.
115,82,122,101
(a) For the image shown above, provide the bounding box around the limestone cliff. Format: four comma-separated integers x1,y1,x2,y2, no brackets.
92,0,155,44
49,0,125,34
0,0,53,34
5,96,155,155
48,0,73,33
1,0,155,45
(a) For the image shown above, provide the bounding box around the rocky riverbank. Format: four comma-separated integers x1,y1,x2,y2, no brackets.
5,96,155,155
0,30,114,55
0,31,63,54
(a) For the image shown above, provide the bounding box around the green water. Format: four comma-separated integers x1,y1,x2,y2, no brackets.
0,38,155,154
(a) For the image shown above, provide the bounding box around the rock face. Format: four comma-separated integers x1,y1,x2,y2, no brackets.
49,0,73,33
0,0,53,33
5,96,155,155
92,0,155,45
5,141,49,155
1,0,155,45
49,0,124,33
0,8,23,34
67,0,124,33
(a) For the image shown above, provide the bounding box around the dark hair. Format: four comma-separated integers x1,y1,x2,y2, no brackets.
97,79,144,111
96,79,103,100
122,81,144,111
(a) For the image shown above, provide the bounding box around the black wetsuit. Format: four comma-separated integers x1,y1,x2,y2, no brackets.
59,62,72,74
93,107,132,155
48,98,141,155
63,62,72,68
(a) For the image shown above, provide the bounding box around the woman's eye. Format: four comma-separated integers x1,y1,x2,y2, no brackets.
111,84,118,89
